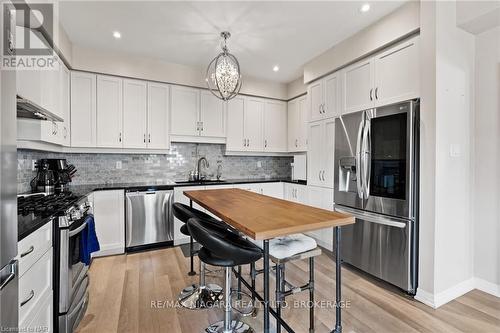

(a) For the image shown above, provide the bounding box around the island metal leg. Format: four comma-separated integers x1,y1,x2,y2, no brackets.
332,226,342,333
188,199,196,276
263,240,270,333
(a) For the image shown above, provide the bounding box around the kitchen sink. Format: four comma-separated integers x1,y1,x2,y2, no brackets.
174,179,228,185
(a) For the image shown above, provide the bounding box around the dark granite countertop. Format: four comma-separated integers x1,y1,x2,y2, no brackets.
18,178,307,240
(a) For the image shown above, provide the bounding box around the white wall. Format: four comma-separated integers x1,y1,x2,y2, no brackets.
456,0,500,34
416,0,476,307
303,1,420,83
286,76,307,100
473,26,500,296
70,45,288,100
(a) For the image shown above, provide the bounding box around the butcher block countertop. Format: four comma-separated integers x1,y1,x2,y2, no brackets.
184,188,355,240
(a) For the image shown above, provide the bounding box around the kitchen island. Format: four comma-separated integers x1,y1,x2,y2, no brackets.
184,188,355,333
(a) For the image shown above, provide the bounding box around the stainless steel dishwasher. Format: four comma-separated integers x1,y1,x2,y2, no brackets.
125,189,174,252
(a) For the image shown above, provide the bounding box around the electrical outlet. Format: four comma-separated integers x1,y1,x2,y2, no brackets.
257,161,262,168
116,161,122,169
32,160,37,171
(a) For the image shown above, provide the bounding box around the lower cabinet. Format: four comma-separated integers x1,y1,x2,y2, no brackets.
234,183,284,199
283,183,307,204
306,186,334,250
173,186,206,245
18,221,53,332
91,190,125,257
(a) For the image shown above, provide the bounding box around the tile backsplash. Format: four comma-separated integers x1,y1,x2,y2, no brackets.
17,143,292,193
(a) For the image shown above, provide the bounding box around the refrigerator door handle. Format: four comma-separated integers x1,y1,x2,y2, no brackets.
362,117,371,199
355,119,364,199
335,205,408,229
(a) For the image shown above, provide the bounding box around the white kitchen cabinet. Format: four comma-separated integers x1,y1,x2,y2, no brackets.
123,79,147,148
17,119,62,145
308,80,323,122
147,82,170,150
235,182,283,199
170,86,200,137
17,65,41,108
235,183,262,193
200,91,225,138
306,186,334,250
21,291,53,333
96,75,123,148
244,98,264,151
60,62,71,146
373,37,419,106
342,36,419,114
226,96,246,151
284,183,307,204
18,221,52,278
307,118,334,188
40,58,62,120
264,100,287,152
287,95,308,152
71,72,97,147
92,190,125,256
173,186,206,245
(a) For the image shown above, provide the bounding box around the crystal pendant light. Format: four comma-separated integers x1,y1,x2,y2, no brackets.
206,31,242,101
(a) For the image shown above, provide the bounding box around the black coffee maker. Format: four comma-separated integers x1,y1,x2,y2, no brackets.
30,159,77,193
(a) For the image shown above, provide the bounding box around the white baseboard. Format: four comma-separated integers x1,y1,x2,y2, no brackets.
415,278,475,308
475,278,500,297
92,244,124,258
415,288,438,308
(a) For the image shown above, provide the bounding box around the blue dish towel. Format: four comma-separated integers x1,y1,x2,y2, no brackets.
79,214,100,266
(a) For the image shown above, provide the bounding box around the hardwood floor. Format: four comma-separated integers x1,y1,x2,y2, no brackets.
76,247,500,333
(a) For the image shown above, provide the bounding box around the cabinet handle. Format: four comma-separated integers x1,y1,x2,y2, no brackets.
243,138,246,147
370,89,373,101
264,139,267,148
201,121,203,131
295,139,298,147
322,171,325,181
119,132,122,142
375,87,379,100
20,245,34,258
20,290,35,307
63,126,67,139
144,134,146,143
247,139,250,147
148,134,151,143
319,171,321,180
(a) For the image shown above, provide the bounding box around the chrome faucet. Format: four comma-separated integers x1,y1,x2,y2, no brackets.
196,157,209,181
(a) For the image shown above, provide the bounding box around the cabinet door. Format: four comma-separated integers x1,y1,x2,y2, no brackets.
40,58,61,119
323,118,335,189
70,72,96,147
60,63,70,146
244,98,264,151
96,75,123,148
264,100,287,152
170,86,199,136
226,96,245,151
147,82,170,150
92,190,125,256
287,99,299,151
260,182,284,199
374,37,419,106
16,26,42,107
308,81,323,121
298,96,308,151
200,91,225,137
307,121,323,187
123,79,147,148
343,58,374,114
324,72,340,118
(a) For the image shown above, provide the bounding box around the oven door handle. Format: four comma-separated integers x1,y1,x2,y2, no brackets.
69,221,88,237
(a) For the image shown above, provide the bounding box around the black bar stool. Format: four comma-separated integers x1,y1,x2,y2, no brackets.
188,217,262,333
173,202,227,309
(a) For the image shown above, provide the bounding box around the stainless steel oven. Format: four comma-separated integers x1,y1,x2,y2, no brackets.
334,99,419,294
54,198,92,332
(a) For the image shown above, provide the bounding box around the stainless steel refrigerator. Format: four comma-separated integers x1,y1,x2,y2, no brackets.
0,2,19,329
334,99,419,294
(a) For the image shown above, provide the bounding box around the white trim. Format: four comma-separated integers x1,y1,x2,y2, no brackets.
91,244,124,258
415,278,475,308
225,150,293,157
170,135,226,144
414,288,437,308
475,278,500,297
18,140,173,154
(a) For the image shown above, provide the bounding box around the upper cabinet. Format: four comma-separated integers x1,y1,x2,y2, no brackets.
308,71,341,122
96,75,123,148
342,36,420,114
59,63,71,146
70,72,97,148
123,79,148,148
263,100,287,152
147,82,170,150
287,95,308,152
170,87,225,143
244,98,264,151
226,96,246,151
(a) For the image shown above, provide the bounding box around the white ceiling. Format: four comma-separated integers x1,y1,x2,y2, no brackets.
59,1,407,83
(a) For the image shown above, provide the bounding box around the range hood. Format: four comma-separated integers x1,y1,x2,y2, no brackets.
17,95,63,122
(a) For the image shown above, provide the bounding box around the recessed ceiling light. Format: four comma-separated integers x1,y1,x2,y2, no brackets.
360,3,370,13
273,65,280,72
113,31,121,39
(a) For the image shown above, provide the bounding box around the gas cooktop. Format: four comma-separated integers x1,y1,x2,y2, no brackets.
17,192,82,217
